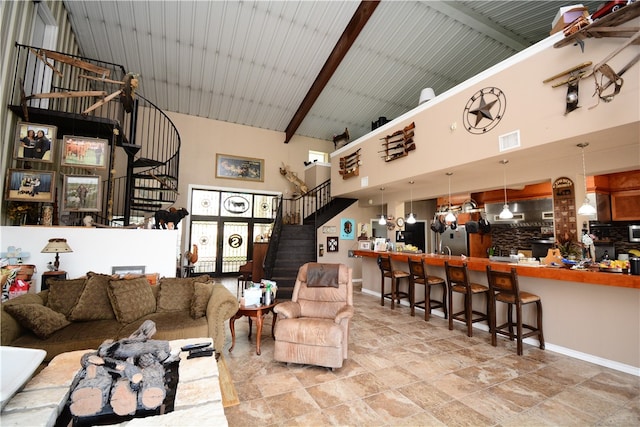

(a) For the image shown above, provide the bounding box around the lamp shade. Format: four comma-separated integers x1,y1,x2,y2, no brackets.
419,87,436,105
41,238,73,254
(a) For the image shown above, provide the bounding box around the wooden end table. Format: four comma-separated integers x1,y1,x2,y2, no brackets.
228,301,278,355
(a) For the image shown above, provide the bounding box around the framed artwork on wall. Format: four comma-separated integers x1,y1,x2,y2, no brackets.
4,169,55,202
340,218,355,240
61,135,108,169
62,174,101,212
216,154,264,182
112,265,146,277
327,236,339,252
14,122,57,163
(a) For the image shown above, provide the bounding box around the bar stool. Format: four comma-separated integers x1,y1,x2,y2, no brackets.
444,261,490,337
485,266,545,355
407,257,447,321
377,254,410,309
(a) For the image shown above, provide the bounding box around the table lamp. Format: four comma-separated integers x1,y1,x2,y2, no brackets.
41,238,73,271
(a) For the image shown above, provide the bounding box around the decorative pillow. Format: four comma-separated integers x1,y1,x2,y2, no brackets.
108,277,157,323
157,275,210,312
190,282,213,319
4,303,71,339
68,272,116,321
46,278,87,317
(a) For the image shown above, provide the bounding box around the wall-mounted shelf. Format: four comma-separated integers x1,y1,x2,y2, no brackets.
554,2,640,49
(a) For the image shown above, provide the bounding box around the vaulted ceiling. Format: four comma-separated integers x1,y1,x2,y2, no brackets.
63,0,603,144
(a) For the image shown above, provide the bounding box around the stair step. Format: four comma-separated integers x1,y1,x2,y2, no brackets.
121,143,142,156
133,157,165,168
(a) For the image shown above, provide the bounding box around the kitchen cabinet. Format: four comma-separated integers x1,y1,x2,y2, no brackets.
611,190,640,221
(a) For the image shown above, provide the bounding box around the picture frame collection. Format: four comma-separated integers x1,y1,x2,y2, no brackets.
6,121,105,213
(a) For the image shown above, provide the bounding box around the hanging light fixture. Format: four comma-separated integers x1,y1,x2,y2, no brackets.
499,160,514,219
378,187,387,225
407,181,416,224
577,143,597,216
445,172,457,223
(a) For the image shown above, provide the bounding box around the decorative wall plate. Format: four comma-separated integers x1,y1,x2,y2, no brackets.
395,217,405,228
463,87,506,134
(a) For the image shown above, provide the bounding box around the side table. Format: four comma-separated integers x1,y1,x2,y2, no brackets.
228,301,278,355
41,270,66,291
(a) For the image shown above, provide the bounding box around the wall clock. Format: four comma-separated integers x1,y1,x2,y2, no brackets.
463,87,506,134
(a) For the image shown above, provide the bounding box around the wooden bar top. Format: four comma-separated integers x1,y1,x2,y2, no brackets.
353,250,640,290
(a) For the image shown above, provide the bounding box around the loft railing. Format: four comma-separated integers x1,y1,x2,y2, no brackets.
7,43,180,226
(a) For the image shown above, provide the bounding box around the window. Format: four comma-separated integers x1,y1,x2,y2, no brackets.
308,150,328,164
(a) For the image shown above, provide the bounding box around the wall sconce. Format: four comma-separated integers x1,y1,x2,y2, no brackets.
378,187,386,225
407,181,416,224
499,160,514,219
577,143,597,216
41,238,73,271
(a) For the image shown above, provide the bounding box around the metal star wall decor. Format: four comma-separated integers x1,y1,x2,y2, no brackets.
463,87,507,134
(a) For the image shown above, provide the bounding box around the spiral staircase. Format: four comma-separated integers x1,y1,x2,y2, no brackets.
8,44,180,225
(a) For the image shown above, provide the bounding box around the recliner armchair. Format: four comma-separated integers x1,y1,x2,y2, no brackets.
273,262,354,369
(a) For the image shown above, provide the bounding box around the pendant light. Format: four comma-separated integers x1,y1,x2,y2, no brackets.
499,160,514,219
407,181,416,224
378,187,387,225
445,173,457,223
577,143,597,216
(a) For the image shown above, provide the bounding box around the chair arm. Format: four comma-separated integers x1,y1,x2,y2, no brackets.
206,284,239,353
273,301,301,319
334,305,354,324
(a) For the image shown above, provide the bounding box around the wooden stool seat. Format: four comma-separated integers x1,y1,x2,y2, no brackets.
408,258,447,321
486,266,545,356
445,261,489,337
378,255,410,309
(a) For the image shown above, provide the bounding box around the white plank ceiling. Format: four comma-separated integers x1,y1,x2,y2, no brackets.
62,0,603,143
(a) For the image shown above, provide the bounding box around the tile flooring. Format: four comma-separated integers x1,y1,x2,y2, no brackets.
219,279,639,426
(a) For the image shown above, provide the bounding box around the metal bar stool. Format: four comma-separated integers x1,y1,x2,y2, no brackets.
377,254,410,309
407,257,447,321
486,266,545,355
444,261,489,337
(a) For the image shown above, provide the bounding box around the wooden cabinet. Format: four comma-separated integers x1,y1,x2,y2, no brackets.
611,190,640,221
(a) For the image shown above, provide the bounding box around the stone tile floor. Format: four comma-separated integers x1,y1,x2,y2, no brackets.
219,279,639,426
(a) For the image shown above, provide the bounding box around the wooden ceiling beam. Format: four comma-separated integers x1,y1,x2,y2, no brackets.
283,0,380,143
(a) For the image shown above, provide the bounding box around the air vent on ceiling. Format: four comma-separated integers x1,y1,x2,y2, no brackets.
499,130,520,152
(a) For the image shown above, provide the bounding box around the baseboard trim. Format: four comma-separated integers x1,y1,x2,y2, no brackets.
360,288,639,377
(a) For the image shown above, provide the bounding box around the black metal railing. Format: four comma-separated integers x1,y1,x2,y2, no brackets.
8,43,181,226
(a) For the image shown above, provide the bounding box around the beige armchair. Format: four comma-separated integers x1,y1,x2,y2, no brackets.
273,263,354,369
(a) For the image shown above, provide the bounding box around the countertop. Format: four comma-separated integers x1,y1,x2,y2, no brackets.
353,250,640,289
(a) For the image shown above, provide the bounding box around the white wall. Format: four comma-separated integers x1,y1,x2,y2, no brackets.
1,226,179,291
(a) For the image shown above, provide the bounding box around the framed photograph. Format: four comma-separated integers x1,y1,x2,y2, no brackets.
61,135,108,169
5,169,55,202
358,240,371,250
216,154,264,182
340,218,355,240
14,122,57,162
62,174,101,212
327,236,339,252
111,265,146,277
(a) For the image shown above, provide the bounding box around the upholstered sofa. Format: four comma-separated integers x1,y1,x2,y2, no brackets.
1,272,238,362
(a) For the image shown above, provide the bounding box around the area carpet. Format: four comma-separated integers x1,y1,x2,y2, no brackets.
218,355,239,407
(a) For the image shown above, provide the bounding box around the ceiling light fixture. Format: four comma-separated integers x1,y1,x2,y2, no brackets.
577,143,597,216
499,160,514,219
379,187,387,225
407,181,416,224
445,173,457,223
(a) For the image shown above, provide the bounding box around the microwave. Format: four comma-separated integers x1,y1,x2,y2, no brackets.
629,225,640,243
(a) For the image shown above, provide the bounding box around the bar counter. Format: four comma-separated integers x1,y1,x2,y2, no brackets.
353,250,640,373
353,250,640,289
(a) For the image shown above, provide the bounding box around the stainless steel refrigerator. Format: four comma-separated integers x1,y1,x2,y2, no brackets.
437,225,468,256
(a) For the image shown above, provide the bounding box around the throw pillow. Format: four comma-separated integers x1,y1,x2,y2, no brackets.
46,278,87,317
4,303,71,339
68,272,116,321
190,282,213,319
108,277,157,323
157,275,210,312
